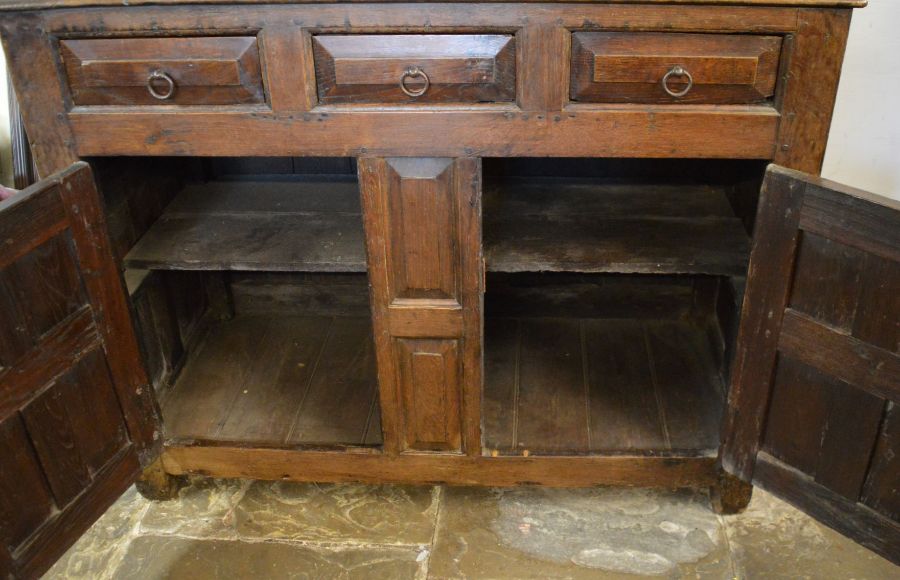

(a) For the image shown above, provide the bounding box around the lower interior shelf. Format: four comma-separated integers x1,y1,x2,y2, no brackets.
483,316,725,456
161,309,724,456
161,313,383,447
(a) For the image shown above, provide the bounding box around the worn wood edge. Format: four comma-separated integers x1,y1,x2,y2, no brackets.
134,456,187,500
0,0,868,12
160,445,719,487
33,4,806,35
717,167,804,481
754,451,900,566
68,108,779,159
13,448,140,579
778,309,899,401
769,164,900,213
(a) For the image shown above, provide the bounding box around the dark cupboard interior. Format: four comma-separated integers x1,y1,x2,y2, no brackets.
92,156,765,455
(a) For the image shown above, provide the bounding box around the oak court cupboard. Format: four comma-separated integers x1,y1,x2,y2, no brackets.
1,0,898,577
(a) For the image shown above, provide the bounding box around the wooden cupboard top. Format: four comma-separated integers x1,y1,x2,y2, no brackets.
0,0,868,12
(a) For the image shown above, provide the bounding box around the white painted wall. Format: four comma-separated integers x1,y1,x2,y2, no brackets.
822,0,900,201
0,3,898,196
0,55,11,187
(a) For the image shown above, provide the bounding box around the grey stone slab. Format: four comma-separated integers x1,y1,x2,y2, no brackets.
724,488,900,580
429,486,735,579
44,486,149,580
234,481,439,546
111,535,425,579
139,477,247,539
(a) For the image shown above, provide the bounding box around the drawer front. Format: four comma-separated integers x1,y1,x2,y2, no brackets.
571,32,782,104
61,37,265,106
313,34,516,104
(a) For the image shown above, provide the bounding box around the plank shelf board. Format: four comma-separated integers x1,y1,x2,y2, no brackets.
483,315,726,456
484,178,752,276
160,313,382,448
124,179,367,272
126,177,750,276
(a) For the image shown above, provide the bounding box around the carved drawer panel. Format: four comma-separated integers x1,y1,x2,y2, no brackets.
60,37,265,106
312,34,516,104
571,32,782,104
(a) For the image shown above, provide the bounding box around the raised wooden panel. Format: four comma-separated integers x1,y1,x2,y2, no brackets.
0,415,56,553
863,403,900,521
313,34,515,104
359,157,482,456
396,338,463,452
61,37,265,106
571,32,781,104
722,166,900,566
762,355,885,499
386,158,459,301
0,234,87,369
788,232,863,331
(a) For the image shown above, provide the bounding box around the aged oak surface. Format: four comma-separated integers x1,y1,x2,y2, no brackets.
571,32,782,104
720,166,900,565
0,164,158,579
313,34,516,104
1,0,889,575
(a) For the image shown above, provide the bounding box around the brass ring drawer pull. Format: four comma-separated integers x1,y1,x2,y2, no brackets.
399,66,430,98
147,70,176,100
662,66,693,98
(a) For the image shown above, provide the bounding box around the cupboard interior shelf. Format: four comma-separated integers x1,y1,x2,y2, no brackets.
160,312,383,448
123,177,751,276
159,296,724,457
483,315,725,456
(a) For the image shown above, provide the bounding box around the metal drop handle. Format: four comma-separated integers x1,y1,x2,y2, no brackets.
399,66,430,98
147,70,176,100
662,66,693,98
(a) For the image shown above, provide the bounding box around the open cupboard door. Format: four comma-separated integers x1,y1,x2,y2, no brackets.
720,165,900,564
0,163,161,579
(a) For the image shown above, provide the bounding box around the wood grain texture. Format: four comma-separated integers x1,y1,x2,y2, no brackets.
0,164,151,579
396,338,463,452
359,157,482,456
127,176,752,276
0,0,869,10
0,234,86,368
59,165,162,459
755,452,900,566
862,403,900,521
719,167,804,481
482,317,725,456
34,3,805,35
313,34,515,104
779,310,899,402
723,165,899,563
124,179,366,272
162,314,381,447
162,444,719,488
61,37,265,106
12,450,139,580
0,415,56,553
260,26,317,112
571,32,782,104
484,179,750,276
67,107,780,160
774,9,852,172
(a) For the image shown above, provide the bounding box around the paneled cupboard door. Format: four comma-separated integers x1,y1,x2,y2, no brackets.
358,158,483,455
721,165,900,565
0,163,160,579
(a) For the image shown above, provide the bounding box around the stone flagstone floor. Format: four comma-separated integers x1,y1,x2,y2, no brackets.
45,478,899,579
